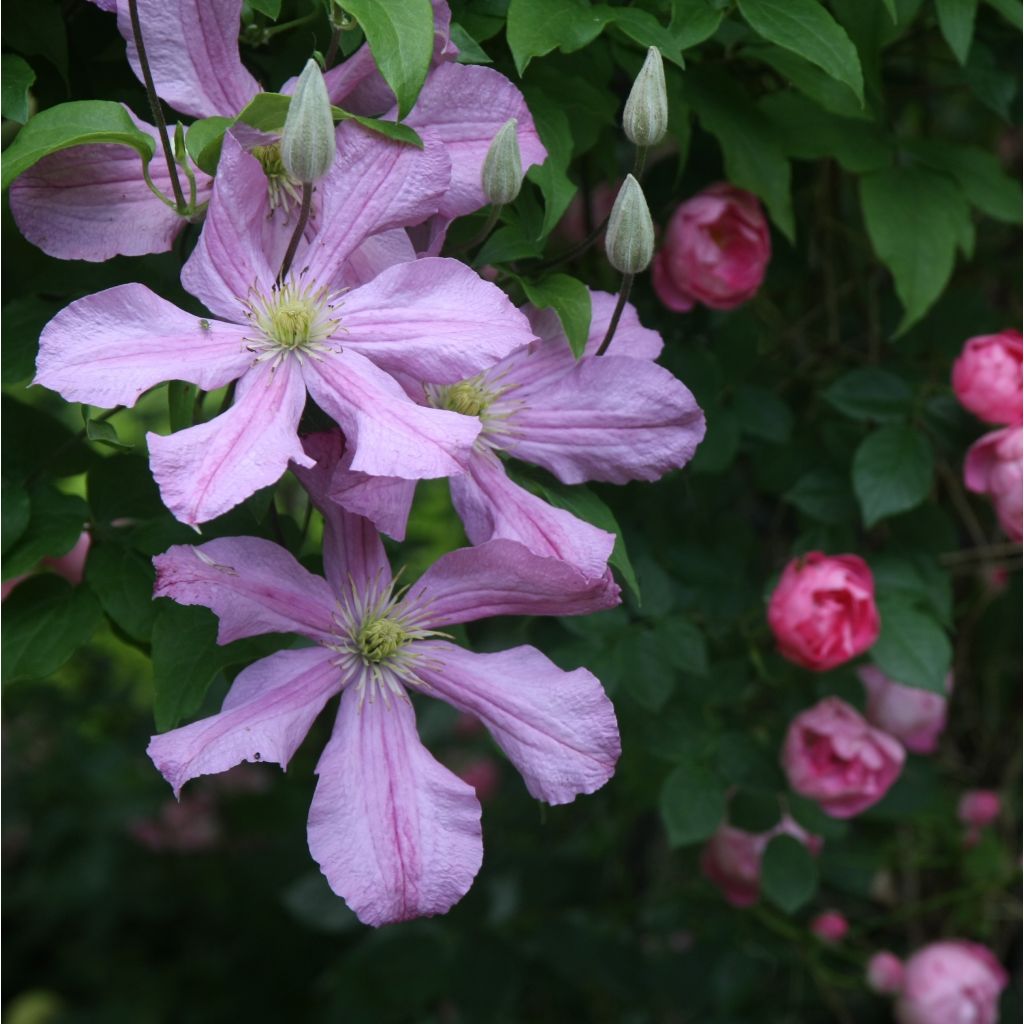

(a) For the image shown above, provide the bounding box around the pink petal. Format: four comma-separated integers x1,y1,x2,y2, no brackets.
301,349,479,480
35,283,251,407
338,257,536,382
116,0,259,118
335,229,417,291
330,465,416,542
148,647,341,797
148,360,312,526
153,536,337,643
417,642,620,804
450,449,614,579
307,686,483,926
322,45,394,115
410,539,620,627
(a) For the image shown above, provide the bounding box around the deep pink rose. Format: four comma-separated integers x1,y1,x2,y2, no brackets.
782,698,905,818
867,951,906,995
958,790,1001,829
767,552,880,671
810,910,849,944
652,183,771,312
858,665,951,755
951,329,1022,425
896,941,1007,1024
964,425,1023,541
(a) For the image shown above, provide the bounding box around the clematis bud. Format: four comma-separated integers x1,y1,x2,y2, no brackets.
623,47,668,147
280,59,335,185
481,118,523,206
605,174,654,274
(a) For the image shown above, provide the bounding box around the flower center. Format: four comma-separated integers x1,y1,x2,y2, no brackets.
251,142,303,217
356,616,409,663
240,279,343,367
430,378,493,417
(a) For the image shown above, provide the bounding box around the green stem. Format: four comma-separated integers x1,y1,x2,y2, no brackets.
595,273,634,356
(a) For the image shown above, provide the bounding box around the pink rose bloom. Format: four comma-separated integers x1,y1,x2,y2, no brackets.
810,910,849,944
767,553,881,671
952,330,1022,425
964,426,1023,542
896,941,1007,1024
858,665,951,755
958,790,1001,829
652,183,771,312
867,951,906,995
782,698,905,818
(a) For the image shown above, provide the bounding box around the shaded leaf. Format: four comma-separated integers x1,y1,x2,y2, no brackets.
871,596,952,694
660,760,727,846
761,833,819,912
1,54,35,124
520,273,592,357
852,424,934,527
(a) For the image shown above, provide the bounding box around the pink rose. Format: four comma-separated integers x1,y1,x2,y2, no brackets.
867,951,906,995
951,329,1022,425
958,790,1001,829
810,910,849,944
767,552,881,671
896,941,1007,1024
782,698,905,818
652,183,771,312
964,425,1023,541
858,665,951,755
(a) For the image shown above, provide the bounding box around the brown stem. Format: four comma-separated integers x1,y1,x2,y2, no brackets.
278,183,313,282
595,273,634,356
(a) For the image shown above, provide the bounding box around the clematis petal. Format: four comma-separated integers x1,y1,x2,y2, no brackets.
337,257,536,382
148,647,341,796
292,432,391,594
307,686,483,927
330,465,417,542
148,360,312,526
35,283,251,408
409,539,620,627
417,642,620,805
335,229,416,291
501,355,706,484
116,0,258,118
450,450,614,579
154,536,337,643
301,349,479,480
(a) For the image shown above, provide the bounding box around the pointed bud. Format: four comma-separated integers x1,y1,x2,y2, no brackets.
623,47,668,148
281,59,335,184
481,118,523,206
605,174,654,274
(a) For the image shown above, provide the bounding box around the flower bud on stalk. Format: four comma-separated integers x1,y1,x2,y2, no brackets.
481,118,523,206
281,59,335,184
623,47,668,148
605,174,654,274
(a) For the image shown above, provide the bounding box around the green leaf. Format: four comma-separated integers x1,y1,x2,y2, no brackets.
2,486,88,581
340,111,424,148
2,100,156,190
596,6,685,68
908,141,1022,225
670,0,725,49
784,470,858,525
761,833,819,912
859,166,970,333
2,296,60,385
83,413,132,451
730,790,782,832
87,455,164,525
871,552,953,626
1,55,35,124
936,0,978,64
734,385,793,443
340,0,433,118
474,224,544,266
249,0,282,16
658,618,709,675
2,479,31,555
450,23,493,63
523,89,577,238
168,381,198,433
2,576,101,683
823,368,914,421
745,44,867,120
871,596,952,694
507,0,610,74
520,274,592,357
85,542,157,642
736,0,863,104
852,424,934,527
184,116,232,175
659,760,727,847
618,627,675,710
984,0,1022,28
2,396,93,481
787,794,848,839
962,41,1016,121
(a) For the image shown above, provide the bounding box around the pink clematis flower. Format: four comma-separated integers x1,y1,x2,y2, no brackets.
963,425,1023,542
147,433,620,926
36,129,535,527
320,293,705,580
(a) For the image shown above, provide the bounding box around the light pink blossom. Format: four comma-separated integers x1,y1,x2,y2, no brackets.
147,433,620,925
964,425,1023,542
867,951,906,995
858,665,951,755
951,329,1022,425
810,910,849,944
895,941,1007,1024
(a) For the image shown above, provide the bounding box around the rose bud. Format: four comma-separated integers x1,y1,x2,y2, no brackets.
652,183,770,312
605,174,654,275
782,698,905,818
281,59,335,185
951,329,1022,425
958,790,1001,829
895,941,1007,1024
866,951,905,995
481,118,523,206
810,910,849,944
964,425,1023,542
858,665,952,755
457,756,501,803
767,552,881,671
623,46,668,148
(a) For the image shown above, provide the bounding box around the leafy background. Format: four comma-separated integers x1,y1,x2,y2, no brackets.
2,0,1021,1021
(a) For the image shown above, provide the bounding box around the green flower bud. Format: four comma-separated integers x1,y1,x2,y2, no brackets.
623,47,667,148
281,59,335,185
605,174,654,275
481,118,523,206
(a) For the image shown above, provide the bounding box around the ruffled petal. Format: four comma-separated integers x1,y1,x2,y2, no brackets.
450,450,613,579
418,642,620,804
147,647,341,796
301,349,479,480
307,686,483,926
35,283,251,408
148,360,311,526
154,535,337,643
334,228,416,291
330,465,416,542
337,257,535,382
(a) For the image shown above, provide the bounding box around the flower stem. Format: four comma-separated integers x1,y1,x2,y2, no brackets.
324,27,341,67
633,145,647,180
128,0,187,213
595,273,634,356
278,183,313,282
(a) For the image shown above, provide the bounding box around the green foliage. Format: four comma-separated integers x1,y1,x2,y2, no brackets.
659,758,728,846
852,424,935,526
1,54,36,124
871,596,953,693
519,273,592,356
761,833,819,912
